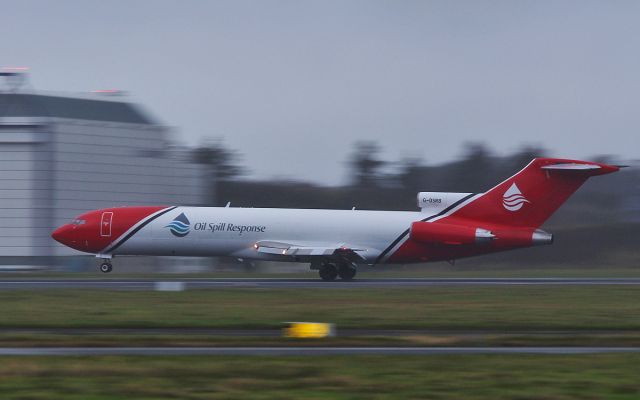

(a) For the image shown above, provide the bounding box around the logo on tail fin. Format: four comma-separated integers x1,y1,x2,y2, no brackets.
502,183,530,211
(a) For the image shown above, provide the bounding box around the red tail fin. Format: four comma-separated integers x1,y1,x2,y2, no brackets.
443,158,620,229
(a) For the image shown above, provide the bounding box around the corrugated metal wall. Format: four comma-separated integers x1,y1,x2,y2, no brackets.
0,124,50,257
0,96,204,260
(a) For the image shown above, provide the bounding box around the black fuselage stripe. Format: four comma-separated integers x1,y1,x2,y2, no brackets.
374,193,478,264
103,206,177,254
373,228,410,265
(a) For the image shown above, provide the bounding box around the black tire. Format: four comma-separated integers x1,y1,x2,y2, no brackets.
319,263,338,281
100,263,112,273
338,263,357,281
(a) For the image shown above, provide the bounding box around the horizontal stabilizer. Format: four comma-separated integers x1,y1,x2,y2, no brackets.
539,161,620,176
541,163,601,171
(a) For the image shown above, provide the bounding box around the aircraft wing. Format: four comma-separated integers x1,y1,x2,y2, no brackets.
254,240,368,261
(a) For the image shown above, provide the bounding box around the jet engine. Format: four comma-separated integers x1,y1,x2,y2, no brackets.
410,222,494,245
410,222,553,247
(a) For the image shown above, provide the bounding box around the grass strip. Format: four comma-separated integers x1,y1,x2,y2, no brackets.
0,286,639,330
0,354,638,399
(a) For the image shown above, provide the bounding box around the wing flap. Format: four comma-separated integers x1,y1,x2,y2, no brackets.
254,240,367,260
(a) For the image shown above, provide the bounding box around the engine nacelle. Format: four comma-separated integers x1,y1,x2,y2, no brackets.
417,192,473,212
492,228,553,247
410,222,554,248
410,222,495,245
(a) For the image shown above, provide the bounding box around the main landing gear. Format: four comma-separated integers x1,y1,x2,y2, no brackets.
318,261,357,281
99,261,113,273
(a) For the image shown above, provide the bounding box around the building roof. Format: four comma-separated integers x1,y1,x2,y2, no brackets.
0,93,155,124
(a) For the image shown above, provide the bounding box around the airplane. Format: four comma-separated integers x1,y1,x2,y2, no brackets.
51,158,622,280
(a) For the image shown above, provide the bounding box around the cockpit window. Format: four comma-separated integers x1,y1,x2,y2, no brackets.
71,219,86,226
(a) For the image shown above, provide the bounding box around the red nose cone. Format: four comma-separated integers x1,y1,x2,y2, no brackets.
51,225,74,247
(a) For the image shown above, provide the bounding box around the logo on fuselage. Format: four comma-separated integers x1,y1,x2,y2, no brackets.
502,183,530,211
165,213,191,237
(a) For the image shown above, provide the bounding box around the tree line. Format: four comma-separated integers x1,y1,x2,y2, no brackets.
191,140,638,227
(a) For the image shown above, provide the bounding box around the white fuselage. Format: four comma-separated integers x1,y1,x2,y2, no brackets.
116,207,425,264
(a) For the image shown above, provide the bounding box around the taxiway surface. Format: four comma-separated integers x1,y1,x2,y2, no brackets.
0,278,639,290
1,346,639,356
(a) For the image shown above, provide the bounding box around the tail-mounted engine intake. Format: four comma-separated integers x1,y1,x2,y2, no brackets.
417,192,473,212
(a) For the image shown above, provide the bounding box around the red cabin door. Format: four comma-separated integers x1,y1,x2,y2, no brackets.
100,212,113,237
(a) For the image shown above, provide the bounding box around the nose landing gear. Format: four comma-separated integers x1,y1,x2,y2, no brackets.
99,261,113,273
96,254,113,273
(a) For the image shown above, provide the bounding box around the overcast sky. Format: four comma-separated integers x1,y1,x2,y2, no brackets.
2,0,639,184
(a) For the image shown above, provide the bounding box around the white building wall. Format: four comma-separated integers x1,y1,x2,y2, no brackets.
50,119,202,256
0,109,203,259
0,121,52,257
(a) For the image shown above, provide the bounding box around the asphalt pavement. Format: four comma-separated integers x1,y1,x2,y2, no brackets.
0,346,639,356
0,327,636,337
0,277,639,290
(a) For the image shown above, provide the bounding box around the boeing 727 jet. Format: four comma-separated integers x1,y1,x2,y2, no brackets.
52,158,621,280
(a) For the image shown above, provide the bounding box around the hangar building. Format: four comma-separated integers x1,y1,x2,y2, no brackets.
0,73,203,264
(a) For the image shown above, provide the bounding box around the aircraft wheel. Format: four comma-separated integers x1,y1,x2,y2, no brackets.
319,263,338,281
99,262,113,273
338,262,357,281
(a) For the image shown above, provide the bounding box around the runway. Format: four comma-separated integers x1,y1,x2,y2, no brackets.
0,327,636,337
0,277,639,290
1,346,639,356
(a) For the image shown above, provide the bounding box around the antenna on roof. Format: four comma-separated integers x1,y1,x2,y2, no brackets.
0,67,29,93
90,89,127,97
